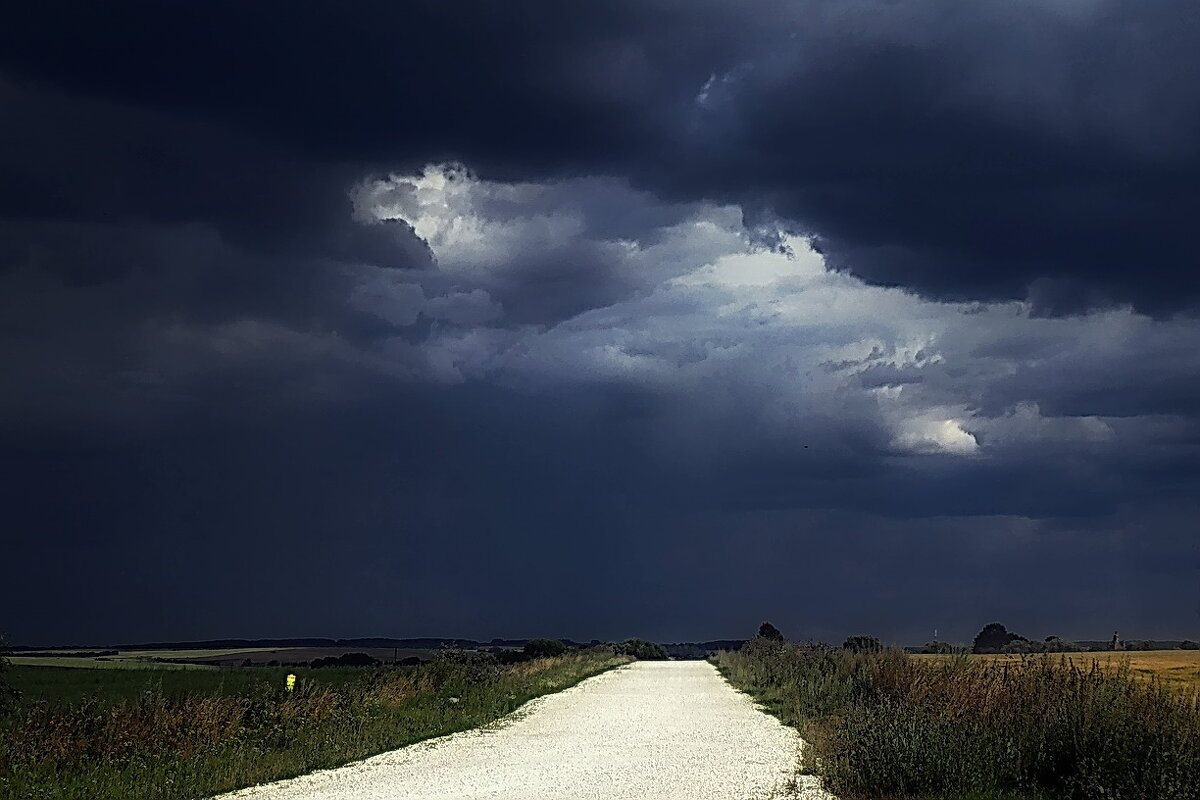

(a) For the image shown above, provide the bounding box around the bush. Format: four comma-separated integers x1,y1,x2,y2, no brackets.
523,639,568,658
922,641,954,654
614,639,668,660
842,635,882,653
1181,640,1199,651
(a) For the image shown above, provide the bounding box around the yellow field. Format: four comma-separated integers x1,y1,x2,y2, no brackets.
915,650,1200,690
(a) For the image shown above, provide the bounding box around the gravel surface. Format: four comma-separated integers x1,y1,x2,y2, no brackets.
220,661,834,800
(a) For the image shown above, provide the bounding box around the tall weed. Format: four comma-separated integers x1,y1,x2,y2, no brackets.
717,639,1200,799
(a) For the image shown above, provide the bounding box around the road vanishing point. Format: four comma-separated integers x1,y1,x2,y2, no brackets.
220,660,833,800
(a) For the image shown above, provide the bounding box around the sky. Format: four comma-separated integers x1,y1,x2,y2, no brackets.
3,0,1200,647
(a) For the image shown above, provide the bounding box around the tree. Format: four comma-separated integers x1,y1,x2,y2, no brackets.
757,622,785,642
523,638,568,658
842,635,882,653
1180,640,1199,650
310,652,380,667
972,623,1024,654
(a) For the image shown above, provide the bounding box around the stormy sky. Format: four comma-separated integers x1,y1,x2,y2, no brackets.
3,0,1200,647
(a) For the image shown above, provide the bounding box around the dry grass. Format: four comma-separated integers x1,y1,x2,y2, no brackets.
914,650,1200,690
719,641,1200,799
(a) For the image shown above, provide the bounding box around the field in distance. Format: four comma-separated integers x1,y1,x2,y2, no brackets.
915,649,1200,689
10,646,440,670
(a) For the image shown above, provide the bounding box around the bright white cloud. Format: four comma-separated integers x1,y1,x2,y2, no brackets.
344,164,1200,459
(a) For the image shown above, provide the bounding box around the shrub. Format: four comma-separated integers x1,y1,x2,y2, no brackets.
523,639,568,658
842,635,882,653
614,639,668,660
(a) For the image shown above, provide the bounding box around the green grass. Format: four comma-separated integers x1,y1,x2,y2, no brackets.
716,640,1200,800
7,665,376,707
1,650,629,800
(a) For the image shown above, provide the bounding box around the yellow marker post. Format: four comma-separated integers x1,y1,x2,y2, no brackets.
286,674,296,692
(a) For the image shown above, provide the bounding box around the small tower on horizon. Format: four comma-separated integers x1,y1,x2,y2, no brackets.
1111,631,1122,651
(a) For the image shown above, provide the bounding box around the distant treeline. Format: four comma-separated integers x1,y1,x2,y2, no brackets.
13,638,750,655
13,638,486,651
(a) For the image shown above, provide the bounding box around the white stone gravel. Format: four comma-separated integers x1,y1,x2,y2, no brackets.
219,661,834,800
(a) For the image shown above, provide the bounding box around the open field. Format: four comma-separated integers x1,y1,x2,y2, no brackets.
9,656,217,670
10,646,441,669
914,650,1200,690
1,650,629,800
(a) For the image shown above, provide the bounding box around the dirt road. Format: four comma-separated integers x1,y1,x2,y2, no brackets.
221,661,831,800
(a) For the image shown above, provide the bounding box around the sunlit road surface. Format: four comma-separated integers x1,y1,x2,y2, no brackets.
220,660,833,800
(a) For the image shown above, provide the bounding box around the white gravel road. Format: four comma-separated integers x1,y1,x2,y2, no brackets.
220,661,833,800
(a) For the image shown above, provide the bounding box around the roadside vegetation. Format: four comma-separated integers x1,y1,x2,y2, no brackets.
0,647,628,800
716,626,1200,800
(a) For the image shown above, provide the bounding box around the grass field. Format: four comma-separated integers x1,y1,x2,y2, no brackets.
914,650,1200,690
1,650,629,800
7,664,379,706
9,656,218,670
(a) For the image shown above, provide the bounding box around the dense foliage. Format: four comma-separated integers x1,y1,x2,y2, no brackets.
523,638,568,658
717,636,1200,800
613,638,668,660
841,635,882,653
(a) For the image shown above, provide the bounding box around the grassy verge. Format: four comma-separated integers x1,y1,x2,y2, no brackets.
0,649,628,800
716,639,1200,800
7,664,387,707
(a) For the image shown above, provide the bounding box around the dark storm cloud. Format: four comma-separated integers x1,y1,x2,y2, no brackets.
0,76,433,271
4,1,1200,645
5,0,1199,309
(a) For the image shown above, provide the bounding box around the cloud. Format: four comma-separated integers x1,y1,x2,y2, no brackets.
5,1,1199,310
3,3,1200,642
344,166,1200,494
